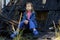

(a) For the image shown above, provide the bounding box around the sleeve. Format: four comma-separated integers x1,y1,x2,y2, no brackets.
30,12,37,27
22,12,26,21
30,12,36,21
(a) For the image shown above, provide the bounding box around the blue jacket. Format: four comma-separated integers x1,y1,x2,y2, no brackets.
22,11,37,28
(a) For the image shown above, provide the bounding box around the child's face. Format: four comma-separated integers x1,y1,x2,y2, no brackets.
26,3,32,11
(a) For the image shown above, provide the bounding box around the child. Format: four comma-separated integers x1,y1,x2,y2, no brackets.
11,2,39,38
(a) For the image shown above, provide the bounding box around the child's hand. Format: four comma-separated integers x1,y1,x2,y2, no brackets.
24,20,28,24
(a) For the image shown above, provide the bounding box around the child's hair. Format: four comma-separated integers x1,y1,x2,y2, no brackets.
25,2,34,12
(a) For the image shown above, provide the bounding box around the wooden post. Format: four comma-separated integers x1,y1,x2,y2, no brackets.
10,12,22,32
17,12,22,32
53,20,57,37
11,23,15,31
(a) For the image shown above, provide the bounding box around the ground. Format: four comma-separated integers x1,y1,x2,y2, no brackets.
0,32,59,40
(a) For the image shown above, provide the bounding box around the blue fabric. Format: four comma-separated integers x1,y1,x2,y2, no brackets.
18,20,36,29
18,20,24,29
10,31,19,38
10,33,15,38
29,20,36,29
10,12,38,38
18,11,37,29
33,30,39,35
22,11,37,27
18,20,39,36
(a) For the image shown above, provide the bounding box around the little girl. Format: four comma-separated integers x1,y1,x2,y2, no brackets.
11,2,39,38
